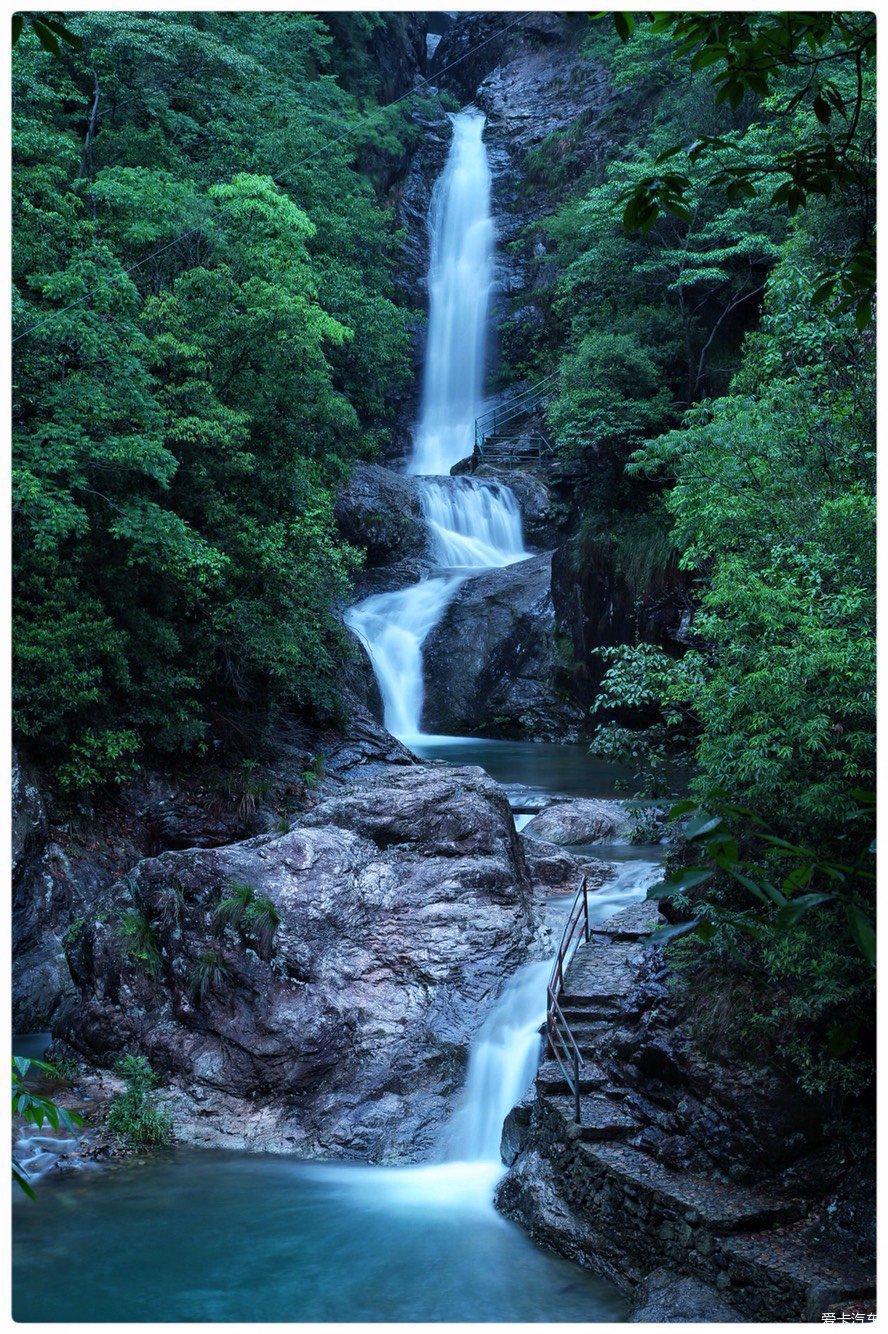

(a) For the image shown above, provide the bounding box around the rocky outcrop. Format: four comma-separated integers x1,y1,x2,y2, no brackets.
627,1269,743,1322
523,797,631,846
335,463,427,564
58,765,539,1160
422,553,584,738
13,751,76,1030
522,837,610,897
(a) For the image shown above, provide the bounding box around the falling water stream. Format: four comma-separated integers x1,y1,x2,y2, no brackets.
13,110,647,1323
345,109,530,745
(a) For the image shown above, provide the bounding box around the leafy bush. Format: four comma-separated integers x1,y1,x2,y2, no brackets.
107,1054,173,1146
117,909,162,978
214,882,280,956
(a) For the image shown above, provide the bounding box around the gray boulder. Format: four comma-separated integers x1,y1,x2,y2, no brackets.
422,553,584,738
523,797,631,846
522,836,611,896
334,463,427,564
628,1269,742,1322
60,765,538,1160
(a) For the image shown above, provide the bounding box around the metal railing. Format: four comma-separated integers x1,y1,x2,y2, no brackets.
545,875,591,1123
474,372,559,451
479,433,554,469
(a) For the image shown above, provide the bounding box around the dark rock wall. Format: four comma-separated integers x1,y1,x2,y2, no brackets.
421,552,584,739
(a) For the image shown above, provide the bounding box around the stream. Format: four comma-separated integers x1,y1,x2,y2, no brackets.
14,108,659,1323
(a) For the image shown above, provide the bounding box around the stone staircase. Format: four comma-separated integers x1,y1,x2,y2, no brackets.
500,897,876,1320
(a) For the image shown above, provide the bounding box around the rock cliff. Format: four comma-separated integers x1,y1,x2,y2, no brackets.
58,765,540,1160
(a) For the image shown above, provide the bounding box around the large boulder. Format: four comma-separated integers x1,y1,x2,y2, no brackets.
522,836,611,896
334,463,427,564
59,765,539,1160
421,553,584,738
523,797,631,845
628,1270,742,1322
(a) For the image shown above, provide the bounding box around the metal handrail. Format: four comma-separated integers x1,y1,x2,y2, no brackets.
475,372,559,428
474,372,559,450
479,433,554,469
543,875,591,1123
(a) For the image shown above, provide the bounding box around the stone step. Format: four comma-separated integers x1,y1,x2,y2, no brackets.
559,1002,619,1022
722,1225,876,1317
578,1141,803,1234
550,1094,638,1143
535,1060,608,1096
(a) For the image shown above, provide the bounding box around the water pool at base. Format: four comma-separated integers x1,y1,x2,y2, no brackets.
410,736,637,797
12,1149,626,1323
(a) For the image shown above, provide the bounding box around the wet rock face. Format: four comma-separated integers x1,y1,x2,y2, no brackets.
334,463,428,565
628,1270,742,1322
522,837,611,897
60,765,538,1160
421,553,584,739
523,797,632,846
13,751,77,1030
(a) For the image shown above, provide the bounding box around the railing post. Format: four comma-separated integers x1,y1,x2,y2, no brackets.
582,875,589,941
573,1051,581,1123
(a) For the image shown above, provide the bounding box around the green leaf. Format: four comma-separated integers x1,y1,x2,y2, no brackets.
647,867,712,899
844,904,876,966
613,12,635,41
13,1164,36,1200
649,918,700,946
667,797,700,820
29,17,60,54
684,813,724,842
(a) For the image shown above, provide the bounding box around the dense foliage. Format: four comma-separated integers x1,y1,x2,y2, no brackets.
13,13,424,787
525,15,876,1098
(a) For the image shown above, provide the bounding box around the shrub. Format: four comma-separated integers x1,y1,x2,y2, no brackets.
106,1054,172,1146
214,881,280,956
117,909,162,978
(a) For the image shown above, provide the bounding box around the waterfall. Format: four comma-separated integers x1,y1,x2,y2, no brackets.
344,577,463,744
409,109,493,478
421,479,526,569
443,959,550,1163
345,108,529,744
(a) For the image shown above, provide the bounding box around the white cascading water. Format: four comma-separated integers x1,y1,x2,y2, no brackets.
409,109,494,478
344,576,463,741
344,107,529,746
421,478,526,569
443,959,550,1164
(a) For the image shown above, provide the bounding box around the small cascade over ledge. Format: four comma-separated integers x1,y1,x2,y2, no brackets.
421,478,526,569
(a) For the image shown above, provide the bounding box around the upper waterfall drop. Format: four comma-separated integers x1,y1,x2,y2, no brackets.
409,109,494,477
